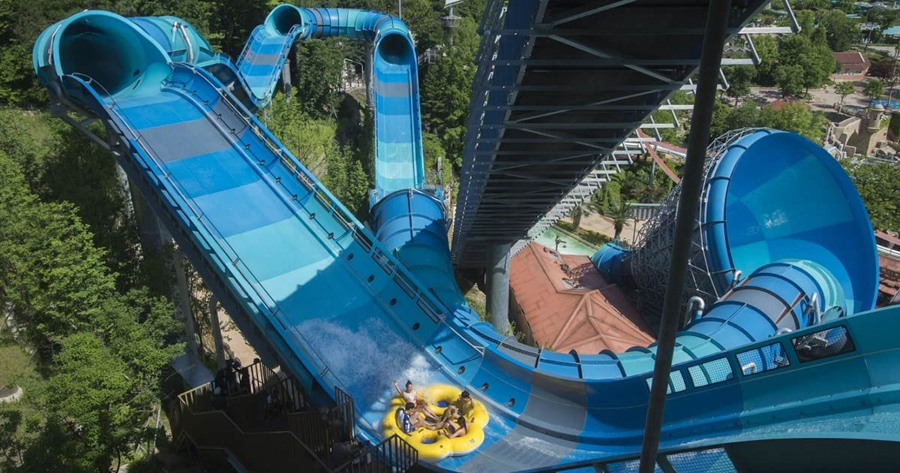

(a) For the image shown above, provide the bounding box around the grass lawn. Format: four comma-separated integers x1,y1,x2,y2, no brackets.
0,337,41,393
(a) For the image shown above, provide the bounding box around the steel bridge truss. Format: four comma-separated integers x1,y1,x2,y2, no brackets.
453,0,797,268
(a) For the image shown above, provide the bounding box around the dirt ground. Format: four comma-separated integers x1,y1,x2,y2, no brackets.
560,213,647,246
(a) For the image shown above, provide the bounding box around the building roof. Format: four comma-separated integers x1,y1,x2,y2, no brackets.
510,243,656,353
769,97,804,111
833,51,871,68
879,253,900,300
876,230,900,248
884,26,900,36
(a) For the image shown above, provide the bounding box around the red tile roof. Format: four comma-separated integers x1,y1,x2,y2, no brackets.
880,254,900,300
833,51,870,67
510,243,656,353
769,97,803,111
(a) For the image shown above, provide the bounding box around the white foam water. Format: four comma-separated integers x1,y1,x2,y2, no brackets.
297,316,446,423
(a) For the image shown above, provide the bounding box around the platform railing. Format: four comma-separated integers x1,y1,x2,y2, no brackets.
335,434,419,473
172,381,332,472
171,370,418,472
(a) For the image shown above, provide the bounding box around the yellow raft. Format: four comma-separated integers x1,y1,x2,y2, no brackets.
382,384,489,461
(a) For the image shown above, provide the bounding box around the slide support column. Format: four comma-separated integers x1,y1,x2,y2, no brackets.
281,59,292,98
638,0,731,471
486,242,511,333
209,297,227,370
129,182,166,256
173,250,199,358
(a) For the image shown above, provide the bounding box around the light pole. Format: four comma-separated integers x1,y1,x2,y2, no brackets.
398,0,402,19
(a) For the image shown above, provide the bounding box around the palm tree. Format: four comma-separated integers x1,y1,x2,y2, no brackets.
609,201,630,241
572,192,603,231
571,205,583,231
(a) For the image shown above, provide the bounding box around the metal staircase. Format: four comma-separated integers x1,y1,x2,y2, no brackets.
170,361,419,472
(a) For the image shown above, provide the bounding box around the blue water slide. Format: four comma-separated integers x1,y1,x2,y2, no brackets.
594,129,879,315
238,5,426,200
34,8,894,471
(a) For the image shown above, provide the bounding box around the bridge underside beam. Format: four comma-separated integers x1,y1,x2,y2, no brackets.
452,0,773,268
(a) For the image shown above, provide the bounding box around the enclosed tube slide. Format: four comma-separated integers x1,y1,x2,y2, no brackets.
243,5,426,200
34,8,886,470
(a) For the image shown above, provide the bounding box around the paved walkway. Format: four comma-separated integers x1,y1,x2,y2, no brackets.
749,85,872,115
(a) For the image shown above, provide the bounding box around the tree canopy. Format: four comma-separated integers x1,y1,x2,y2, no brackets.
710,100,829,144
0,149,181,471
820,10,860,52
841,160,900,232
724,66,757,103
835,81,854,106
865,79,885,100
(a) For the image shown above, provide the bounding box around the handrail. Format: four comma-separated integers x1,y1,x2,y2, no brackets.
137,67,860,388
334,434,418,472
63,70,482,461
236,23,302,103
236,25,263,68
176,368,418,472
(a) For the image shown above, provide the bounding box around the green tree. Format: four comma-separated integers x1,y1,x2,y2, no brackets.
835,81,854,107
420,17,479,169
821,10,861,52
865,79,885,100
423,132,452,188
724,66,757,104
776,32,835,95
795,10,816,35
792,0,829,10
324,147,371,217
0,149,180,471
758,102,829,142
710,100,827,143
396,0,445,54
833,0,855,14
753,35,780,86
775,63,806,98
0,151,116,349
571,205,584,231
607,201,630,241
841,161,900,232
40,322,178,473
807,26,837,89
291,38,348,118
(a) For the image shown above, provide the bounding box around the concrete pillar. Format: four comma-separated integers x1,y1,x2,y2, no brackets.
208,296,227,370
129,182,166,256
281,59,292,98
116,164,134,218
173,249,199,358
486,243,511,333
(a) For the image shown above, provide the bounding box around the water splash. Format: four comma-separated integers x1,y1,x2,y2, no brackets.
298,317,447,419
